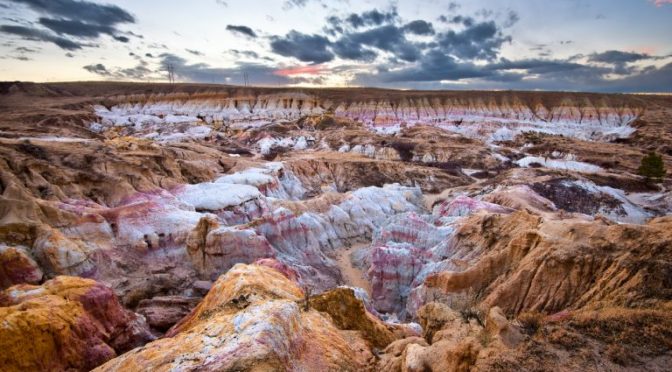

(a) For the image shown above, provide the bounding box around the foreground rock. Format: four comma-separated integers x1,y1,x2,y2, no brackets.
0,276,153,372
95,263,385,371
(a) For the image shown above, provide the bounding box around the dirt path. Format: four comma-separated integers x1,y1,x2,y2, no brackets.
335,243,372,296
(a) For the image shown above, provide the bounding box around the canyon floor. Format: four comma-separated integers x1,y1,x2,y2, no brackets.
1,82,671,371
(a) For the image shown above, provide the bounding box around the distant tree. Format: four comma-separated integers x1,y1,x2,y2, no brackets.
638,151,666,182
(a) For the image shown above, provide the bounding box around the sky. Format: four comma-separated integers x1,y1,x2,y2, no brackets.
0,0,671,92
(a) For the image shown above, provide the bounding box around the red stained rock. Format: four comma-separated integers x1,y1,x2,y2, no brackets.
0,276,154,372
0,245,43,289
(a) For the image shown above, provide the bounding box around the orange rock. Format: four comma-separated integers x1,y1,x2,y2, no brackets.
0,276,153,372
95,263,376,371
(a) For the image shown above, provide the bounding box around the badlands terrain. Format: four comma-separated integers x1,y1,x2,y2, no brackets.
0,81,671,371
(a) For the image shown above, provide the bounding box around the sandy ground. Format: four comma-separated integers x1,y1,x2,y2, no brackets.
335,243,372,295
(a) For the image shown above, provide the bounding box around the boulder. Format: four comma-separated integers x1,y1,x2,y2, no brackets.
94,263,376,371
0,276,154,372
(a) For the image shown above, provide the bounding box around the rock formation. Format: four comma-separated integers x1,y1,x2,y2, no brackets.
0,276,153,372
94,263,382,371
1,82,671,371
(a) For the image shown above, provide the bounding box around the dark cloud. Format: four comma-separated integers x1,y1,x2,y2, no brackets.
159,53,291,85
345,9,398,28
117,64,152,79
331,38,377,61
0,24,83,49
4,55,31,61
230,49,259,58
185,48,204,56
38,17,114,37
83,63,110,75
588,50,651,64
14,46,39,53
270,31,334,63
226,24,257,38
436,20,511,60
335,24,422,62
356,50,490,84
588,50,662,75
126,30,143,39
403,20,435,36
8,0,134,26
445,15,474,27
270,7,510,67
4,0,135,48
229,49,274,61
83,62,153,80
488,58,602,75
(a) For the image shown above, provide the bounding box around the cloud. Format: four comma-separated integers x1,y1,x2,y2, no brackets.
436,20,511,61
3,0,135,48
345,9,398,28
650,0,672,6
403,20,435,35
14,46,39,53
38,17,115,38
0,24,83,49
229,49,274,61
503,10,519,28
588,50,651,64
270,31,334,63
588,50,663,74
185,48,204,56
83,63,110,75
8,0,134,25
159,53,291,85
274,64,325,76
226,24,257,38
282,0,311,9
334,24,422,62
83,62,153,80
356,50,491,84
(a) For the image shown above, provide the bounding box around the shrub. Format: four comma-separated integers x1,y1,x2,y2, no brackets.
638,151,666,181
389,141,416,162
316,115,337,130
517,311,544,335
262,146,290,161
460,308,485,327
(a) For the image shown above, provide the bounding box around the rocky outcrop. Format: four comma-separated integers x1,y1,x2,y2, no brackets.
308,287,412,349
186,183,424,290
0,276,154,372
377,303,486,372
0,244,43,288
425,213,672,316
2,83,671,371
94,263,377,371
93,91,643,142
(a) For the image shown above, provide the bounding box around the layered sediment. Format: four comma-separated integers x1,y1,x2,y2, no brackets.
1,82,671,371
